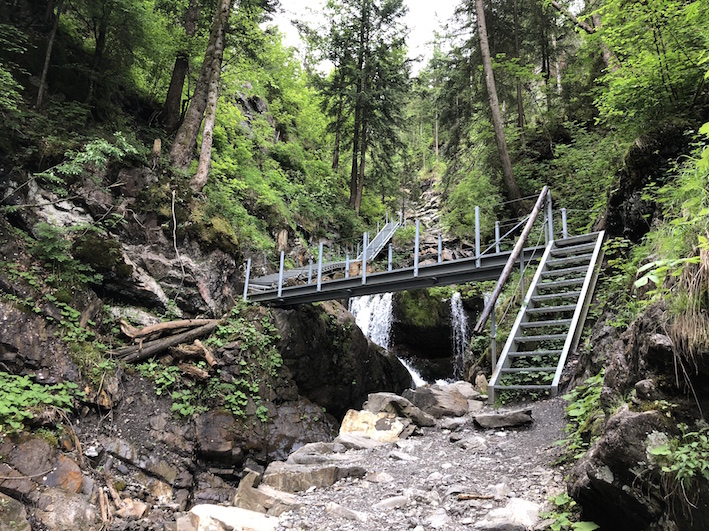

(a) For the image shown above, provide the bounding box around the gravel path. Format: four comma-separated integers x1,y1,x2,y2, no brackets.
275,397,570,531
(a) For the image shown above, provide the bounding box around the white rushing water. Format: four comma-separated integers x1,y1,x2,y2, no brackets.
450,292,469,380
348,293,427,387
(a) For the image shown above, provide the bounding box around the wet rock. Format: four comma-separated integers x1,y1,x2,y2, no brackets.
194,410,243,463
634,379,658,400
34,488,98,531
569,406,670,530
262,461,366,493
363,392,436,427
402,384,469,418
475,498,541,530
188,505,279,531
0,492,30,531
340,409,414,442
192,472,237,505
272,301,412,418
473,409,533,429
0,463,37,499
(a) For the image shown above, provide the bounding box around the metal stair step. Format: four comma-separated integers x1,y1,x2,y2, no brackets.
501,367,557,373
526,304,577,315
515,333,568,342
541,265,588,278
555,233,599,246
531,290,582,302
537,278,585,290
520,319,573,329
550,242,597,257
546,254,593,268
508,349,563,357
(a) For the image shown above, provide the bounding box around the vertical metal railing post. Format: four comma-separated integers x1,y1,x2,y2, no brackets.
520,252,525,296
308,259,313,284
495,221,501,254
475,206,481,267
491,303,497,370
243,258,251,302
561,208,568,239
388,244,393,271
438,234,442,263
546,192,554,242
277,251,285,297
317,242,324,291
345,253,350,279
362,232,368,284
414,220,420,277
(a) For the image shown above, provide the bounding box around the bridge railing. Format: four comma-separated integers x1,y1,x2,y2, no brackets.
243,189,570,300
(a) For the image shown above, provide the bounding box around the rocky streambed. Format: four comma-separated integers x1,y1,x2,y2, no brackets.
176,384,569,531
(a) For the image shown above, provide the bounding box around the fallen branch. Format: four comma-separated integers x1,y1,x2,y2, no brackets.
116,321,221,363
178,362,210,380
170,339,217,366
119,318,217,340
457,493,495,501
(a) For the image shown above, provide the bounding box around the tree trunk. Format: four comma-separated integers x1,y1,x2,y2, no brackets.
332,95,343,170
349,0,369,210
170,4,223,170
355,113,368,213
513,0,525,145
36,0,64,109
87,14,108,104
163,0,199,132
191,0,231,192
474,0,523,210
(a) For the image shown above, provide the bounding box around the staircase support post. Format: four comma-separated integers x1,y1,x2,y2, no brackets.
520,253,525,295
438,234,442,263
388,244,393,271
495,221,501,254
491,302,497,369
345,253,350,279
317,243,323,291
475,206,481,267
277,251,285,297
414,220,420,277
308,259,313,284
243,258,251,302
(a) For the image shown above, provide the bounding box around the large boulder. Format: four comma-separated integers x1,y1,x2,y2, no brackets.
402,384,469,418
272,301,413,418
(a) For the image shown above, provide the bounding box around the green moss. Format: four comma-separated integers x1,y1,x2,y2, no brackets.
395,289,448,329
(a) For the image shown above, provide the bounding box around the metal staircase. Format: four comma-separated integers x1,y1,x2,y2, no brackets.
488,231,605,402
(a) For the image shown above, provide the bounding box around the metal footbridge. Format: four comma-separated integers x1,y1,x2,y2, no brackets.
244,187,605,400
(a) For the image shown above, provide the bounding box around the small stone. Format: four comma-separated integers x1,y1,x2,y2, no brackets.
373,496,409,510
388,450,418,462
325,502,368,522
366,471,395,483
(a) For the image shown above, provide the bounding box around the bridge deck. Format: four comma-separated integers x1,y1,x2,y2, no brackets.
248,245,546,306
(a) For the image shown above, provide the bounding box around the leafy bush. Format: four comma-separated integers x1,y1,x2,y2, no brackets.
0,372,79,434
557,370,605,462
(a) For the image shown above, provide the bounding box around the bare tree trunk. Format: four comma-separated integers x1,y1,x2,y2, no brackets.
435,110,439,163
355,114,368,213
349,0,368,210
36,0,64,109
170,4,223,170
513,0,525,146
163,0,199,132
191,0,232,192
332,95,343,170
474,0,523,210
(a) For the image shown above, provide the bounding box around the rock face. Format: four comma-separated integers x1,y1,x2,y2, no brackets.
569,407,670,530
272,301,413,418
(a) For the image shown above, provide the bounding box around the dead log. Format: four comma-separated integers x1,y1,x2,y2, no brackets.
169,339,217,366
116,321,221,363
119,318,217,339
178,362,210,380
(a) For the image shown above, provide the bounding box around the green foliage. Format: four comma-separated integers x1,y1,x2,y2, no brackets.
593,0,709,137
540,492,600,531
442,170,503,240
557,371,605,462
650,423,709,514
0,372,79,434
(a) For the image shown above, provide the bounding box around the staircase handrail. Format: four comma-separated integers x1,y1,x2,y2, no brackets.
473,186,549,334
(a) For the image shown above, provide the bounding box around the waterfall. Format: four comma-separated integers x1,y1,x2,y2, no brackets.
348,293,426,387
450,292,469,380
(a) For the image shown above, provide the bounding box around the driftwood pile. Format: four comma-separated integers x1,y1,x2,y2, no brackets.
112,318,222,366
